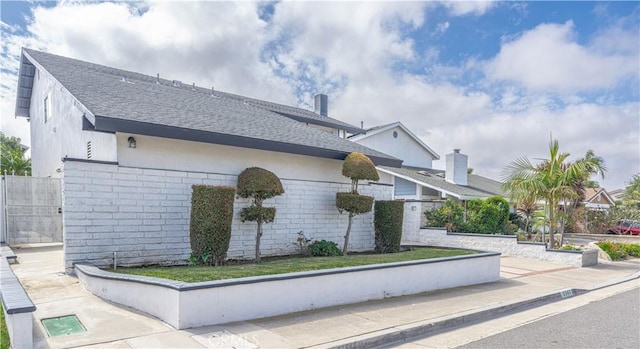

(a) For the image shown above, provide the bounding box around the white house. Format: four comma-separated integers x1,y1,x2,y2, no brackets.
350,122,505,236
14,48,402,271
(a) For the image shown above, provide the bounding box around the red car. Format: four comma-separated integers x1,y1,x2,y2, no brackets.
608,220,640,235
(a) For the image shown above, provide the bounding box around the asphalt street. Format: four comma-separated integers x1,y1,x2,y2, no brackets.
458,288,640,349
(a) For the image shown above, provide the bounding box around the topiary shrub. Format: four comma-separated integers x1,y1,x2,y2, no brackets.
374,200,404,253
342,152,380,193
190,185,236,266
337,152,379,255
237,167,284,262
336,193,374,215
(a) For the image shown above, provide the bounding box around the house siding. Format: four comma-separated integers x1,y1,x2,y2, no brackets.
28,64,117,178
61,160,392,271
354,127,433,168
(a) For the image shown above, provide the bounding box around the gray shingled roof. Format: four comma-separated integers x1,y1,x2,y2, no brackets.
21,49,400,166
379,165,505,199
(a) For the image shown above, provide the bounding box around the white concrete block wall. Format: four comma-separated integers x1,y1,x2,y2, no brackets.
415,228,598,267
62,160,392,271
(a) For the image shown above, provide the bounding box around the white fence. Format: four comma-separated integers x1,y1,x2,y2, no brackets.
1,175,62,244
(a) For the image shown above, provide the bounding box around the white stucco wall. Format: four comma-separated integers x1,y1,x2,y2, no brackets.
76,252,500,329
413,228,598,267
62,157,393,271
28,65,117,178
353,126,433,168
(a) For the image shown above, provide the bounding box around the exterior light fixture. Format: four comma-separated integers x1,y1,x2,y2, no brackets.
128,137,137,149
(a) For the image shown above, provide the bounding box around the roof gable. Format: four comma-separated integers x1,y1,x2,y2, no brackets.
349,122,440,160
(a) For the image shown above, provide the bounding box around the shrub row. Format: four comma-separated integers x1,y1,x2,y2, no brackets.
597,241,640,260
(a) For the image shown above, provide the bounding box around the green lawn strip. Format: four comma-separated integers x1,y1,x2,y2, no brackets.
112,247,476,283
1,303,9,349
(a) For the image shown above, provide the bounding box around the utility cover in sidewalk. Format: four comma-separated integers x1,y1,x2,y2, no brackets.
42,315,86,337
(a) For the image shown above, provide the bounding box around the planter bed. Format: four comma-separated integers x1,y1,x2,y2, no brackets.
75,249,501,329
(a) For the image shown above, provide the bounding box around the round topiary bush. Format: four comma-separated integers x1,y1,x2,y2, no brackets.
237,167,284,262
342,152,379,193
237,167,284,200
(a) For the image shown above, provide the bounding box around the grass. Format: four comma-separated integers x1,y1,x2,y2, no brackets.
1,303,9,349
597,241,640,261
112,247,476,283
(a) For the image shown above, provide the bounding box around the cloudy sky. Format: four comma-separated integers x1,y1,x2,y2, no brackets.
1,0,638,190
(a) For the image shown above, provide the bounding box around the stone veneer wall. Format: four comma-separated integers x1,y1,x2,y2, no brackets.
61,160,392,271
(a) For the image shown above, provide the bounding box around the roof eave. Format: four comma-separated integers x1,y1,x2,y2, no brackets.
14,50,36,118
93,115,402,167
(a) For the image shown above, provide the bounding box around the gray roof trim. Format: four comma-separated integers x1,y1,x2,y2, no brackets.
14,54,36,118
94,115,402,167
272,111,363,134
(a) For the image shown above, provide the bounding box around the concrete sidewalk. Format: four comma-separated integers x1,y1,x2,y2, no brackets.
9,245,640,349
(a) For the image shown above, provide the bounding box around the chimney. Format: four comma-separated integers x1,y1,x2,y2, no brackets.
445,149,468,186
314,94,328,117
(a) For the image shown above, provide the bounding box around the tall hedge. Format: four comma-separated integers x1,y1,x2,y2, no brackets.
374,200,404,253
190,185,236,266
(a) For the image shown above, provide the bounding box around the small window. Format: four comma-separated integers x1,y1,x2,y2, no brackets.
44,93,52,122
87,141,92,159
393,131,398,138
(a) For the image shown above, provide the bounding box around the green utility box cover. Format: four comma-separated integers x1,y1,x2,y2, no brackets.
41,315,86,337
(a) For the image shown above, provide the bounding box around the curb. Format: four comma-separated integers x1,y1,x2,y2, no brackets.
323,271,640,349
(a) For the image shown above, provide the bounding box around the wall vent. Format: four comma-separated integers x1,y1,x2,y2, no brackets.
87,141,92,159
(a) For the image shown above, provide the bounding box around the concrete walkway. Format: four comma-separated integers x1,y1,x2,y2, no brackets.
9,245,640,349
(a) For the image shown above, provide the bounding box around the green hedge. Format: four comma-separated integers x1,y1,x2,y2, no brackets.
336,192,374,215
190,185,236,266
374,200,404,253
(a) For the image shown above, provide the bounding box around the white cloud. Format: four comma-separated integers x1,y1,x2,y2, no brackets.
441,1,496,16
427,101,640,190
1,0,637,191
484,21,639,91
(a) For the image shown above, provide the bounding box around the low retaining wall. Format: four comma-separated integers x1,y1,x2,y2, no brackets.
75,251,500,329
569,233,640,245
0,254,36,349
414,228,598,267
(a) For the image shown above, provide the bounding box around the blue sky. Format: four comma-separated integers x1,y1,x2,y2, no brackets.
1,1,638,190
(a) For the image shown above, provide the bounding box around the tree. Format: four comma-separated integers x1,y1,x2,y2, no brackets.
559,149,606,241
336,152,379,255
625,173,640,202
1,132,31,176
502,138,598,249
237,167,284,262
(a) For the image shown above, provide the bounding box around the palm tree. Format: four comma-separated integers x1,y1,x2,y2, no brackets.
516,195,537,239
502,138,595,249
560,150,606,239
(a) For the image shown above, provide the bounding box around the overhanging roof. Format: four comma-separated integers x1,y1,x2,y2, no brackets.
378,165,504,200
19,48,401,167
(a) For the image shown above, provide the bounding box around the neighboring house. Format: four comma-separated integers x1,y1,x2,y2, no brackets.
582,188,615,210
608,188,626,202
350,122,505,235
14,48,402,271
